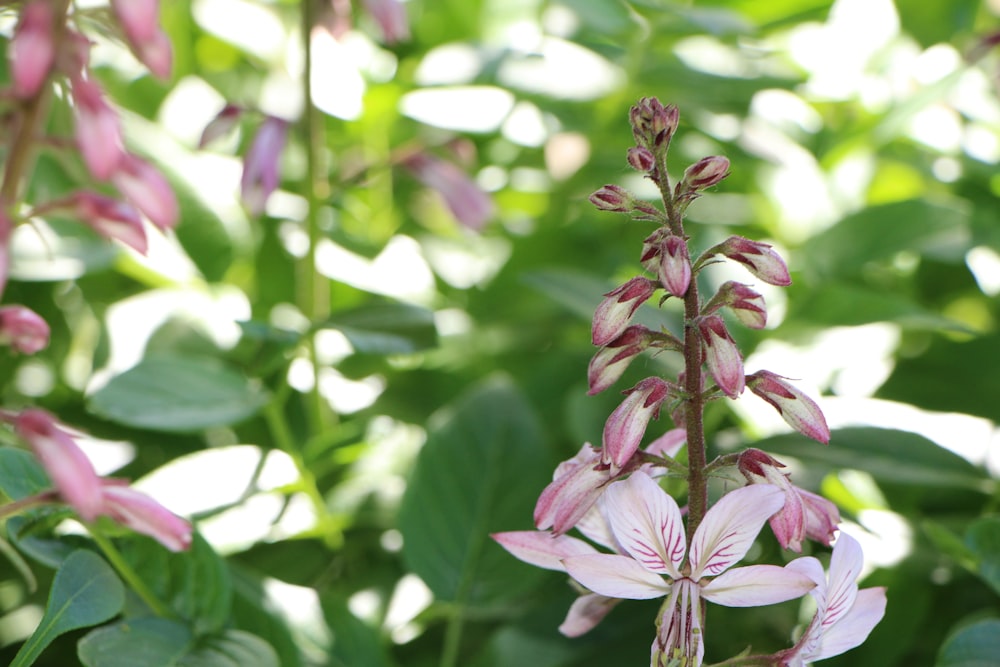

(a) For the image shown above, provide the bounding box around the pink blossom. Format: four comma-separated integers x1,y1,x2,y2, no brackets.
587,325,653,395
9,1,56,98
591,277,658,346
101,483,193,552
738,449,840,552
658,235,691,298
110,0,172,79
70,191,147,253
402,153,493,230
199,104,243,148
697,315,744,398
16,409,105,521
778,534,887,665
711,236,792,286
746,370,830,444
0,305,50,354
562,473,815,667
112,154,178,230
362,0,410,44
602,377,672,471
71,78,125,181
241,117,289,216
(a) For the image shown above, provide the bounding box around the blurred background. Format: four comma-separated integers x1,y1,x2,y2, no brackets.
2,0,1000,665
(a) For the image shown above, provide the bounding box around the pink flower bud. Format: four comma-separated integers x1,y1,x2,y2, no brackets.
591,277,658,346
401,152,494,230
658,236,691,298
589,184,632,212
746,370,830,444
241,117,288,217
199,104,243,148
629,98,679,151
602,376,671,470
587,325,653,395
112,154,178,230
712,236,792,286
697,314,744,398
704,281,766,329
0,305,50,354
363,0,410,44
70,192,147,254
682,155,730,190
10,1,56,98
16,409,104,521
71,78,125,181
101,484,193,552
627,146,655,172
533,444,607,534
110,0,172,78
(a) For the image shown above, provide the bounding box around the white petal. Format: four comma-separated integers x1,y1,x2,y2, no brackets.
689,484,784,577
604,471,685,576
558,593,620,637
701,564,816,607
563,553,671,599
811,587,887,661
491,531,596,571
822,533,863,627
785,556,827,607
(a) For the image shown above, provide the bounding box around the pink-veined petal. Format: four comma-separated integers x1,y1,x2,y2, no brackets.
688,484,784,578
563,553,671,600
701,564,815,607
558,593,621,637
604,471,685,576
785,556,826,603
574,500,619,552
821,533,863,627
534,452,606,534
809,586,887,661
491,531,597,571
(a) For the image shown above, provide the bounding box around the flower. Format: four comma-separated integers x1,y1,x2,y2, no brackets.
9,1,56,98
71,77,125,181
681,155,729,190
562,472,816,667
630,98,679,152
100,482,192,552
69,191,147,253
0,305,50,354
703,281,767,330
592,277,658,346
602,377,672,471
697,314,744,398
738,448,840,552
241,116,289,217
777,533,887,665
710,236,792,287
112,154,178,230
199,104,243,148
401,152,494,230
110,0,172,79
588,325,654,395
746,370,830,444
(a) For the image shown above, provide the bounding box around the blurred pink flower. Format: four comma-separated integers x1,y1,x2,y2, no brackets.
112,153,178,230
199,104,243,148
9,1,56,98
70,191,147,253
362,0,410,44
101,483,193,552
241,117,288,217
110,0,172,79
0,305,50,354
402,153,494,230
71,77,125,180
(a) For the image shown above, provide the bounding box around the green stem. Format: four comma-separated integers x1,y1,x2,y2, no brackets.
89,530,172,617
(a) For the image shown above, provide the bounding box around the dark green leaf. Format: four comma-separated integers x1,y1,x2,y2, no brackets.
936,618,1000,667
399,376,551,607
965,518,1000,597
0,447,52,500
323,595,396,667
323,301,437,355
78,617,193,667
12,550,124,667
177,630,279,667
87,355,269,432
895,0,978,48
794,283,973,332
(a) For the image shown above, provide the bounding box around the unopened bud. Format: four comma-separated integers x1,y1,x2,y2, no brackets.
70,192,147,254
703,281,766,329
71,78,125,181
112,154,178,230
0,306,50,354
592,277,658,346
602,376,672,470
199,104,243,148
746,371,830,444
658,236,691,298
588,325,653,395
589,184,633,212
698,315,744,398
10,1,56,98
630,97,679,151
710,236,792,286
627,146,655,172
682,155,730,190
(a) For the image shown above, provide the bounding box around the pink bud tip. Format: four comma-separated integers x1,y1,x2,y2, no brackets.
10,1,56,98
0,305,50,354
112,154,179,230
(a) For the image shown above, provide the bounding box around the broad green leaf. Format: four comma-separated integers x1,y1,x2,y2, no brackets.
322,301,437,355
177,630,279,667
87,355,269,432
877,334,1000,423
0,447,51,500
965,518,1000,597
895,0,978,48
793,283,973,332
755,428,992,492
12,550,125,667
79,617,193,667
7,516,88,568
922,521,975,570
801,199,971,279
323,595,396,667
936,618,1000,667
399,376,551,607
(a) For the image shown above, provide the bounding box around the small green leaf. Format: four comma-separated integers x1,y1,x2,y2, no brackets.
323,301,437,355
966,518,1000,597
12,550,125,667
936,618,1000,667
87,355,269,432
0,447,51,500
78,617,194,667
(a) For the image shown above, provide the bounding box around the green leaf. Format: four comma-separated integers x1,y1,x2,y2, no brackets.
966,518,1000,597
177,630,279,667
801,199,971,279
936,618,1000,667
793,283,973,332
895,0,978,48
78,617,194,667
755,428,992,492
323,595,396,667
877,334,1000,423
0,447,51,500
8,219,118,282
87,355,269,432
12,550,125,667
399,376,552,607
323,301,437,355
922,521,975,569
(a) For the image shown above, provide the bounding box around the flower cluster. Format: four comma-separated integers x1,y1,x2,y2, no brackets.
493,98,885,666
